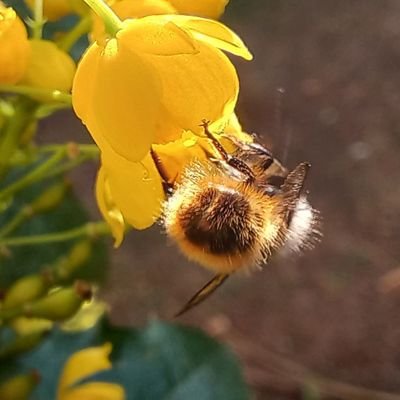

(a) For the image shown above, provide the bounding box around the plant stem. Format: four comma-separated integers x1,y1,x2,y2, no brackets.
0,221,110,247
57,15,92,52
0,85,72,105
0,149,65,201
32,0,44,39
82,0,122,36
0,98,37,179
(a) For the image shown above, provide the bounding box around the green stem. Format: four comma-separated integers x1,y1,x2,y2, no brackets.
0,99,37,179
0,85,72,105
82,0,122,36
0,221,110,247
39,144,99,156
57,15,92,52
0,206,31,238
0,149,65,201
32,0,44,39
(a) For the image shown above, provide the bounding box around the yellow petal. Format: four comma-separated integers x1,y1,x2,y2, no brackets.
153,130,209,183
61,382,125,400
167,0,229,19
91,0,177,42
95,165,125,247
0,5,30,84
20,40,76,99
118,17,198,56
57,343,112,394
102,150,164,229
72,38,162,161
153,15,253,60
118,18,239,142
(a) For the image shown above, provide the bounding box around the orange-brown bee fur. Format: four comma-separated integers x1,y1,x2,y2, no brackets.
152,121,320,316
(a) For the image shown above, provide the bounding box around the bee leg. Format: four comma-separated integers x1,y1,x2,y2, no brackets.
221,134,274,158
174,273,230,317
200,120,255,181
150,147,174,195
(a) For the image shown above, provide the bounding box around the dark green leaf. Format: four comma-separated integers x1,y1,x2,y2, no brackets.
9,319,250,400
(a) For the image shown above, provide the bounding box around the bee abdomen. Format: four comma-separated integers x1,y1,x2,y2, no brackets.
178,187,258,255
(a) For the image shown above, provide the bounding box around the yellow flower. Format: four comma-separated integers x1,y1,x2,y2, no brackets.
57,343,125,400
73,10,252,241
0,4,30,84
20,39,76,101
73,14,251,161
168,0,229,19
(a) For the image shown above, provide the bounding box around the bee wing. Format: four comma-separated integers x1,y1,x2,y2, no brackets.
281,162,310,208
174,274,230,317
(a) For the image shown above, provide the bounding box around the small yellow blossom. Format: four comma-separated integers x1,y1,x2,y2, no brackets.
20,39,76,101
168,0,229,19
57,343,125,400
0,4,30,84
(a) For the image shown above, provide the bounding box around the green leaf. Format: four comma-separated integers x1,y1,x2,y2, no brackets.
8,319,250,400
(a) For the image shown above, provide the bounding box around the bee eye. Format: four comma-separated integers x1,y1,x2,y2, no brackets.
264,186,279,196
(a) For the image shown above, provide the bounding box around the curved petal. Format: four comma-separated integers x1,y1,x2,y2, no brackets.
167,0,229,19
120,19,239,141
153,130,208,182
21,40,76,96
57,344,112,394
73,37,162,161
118,17,198,56
146,14,252,60
61,382,125,400
102,150,164,229
0,6,30,84
95,166,125,248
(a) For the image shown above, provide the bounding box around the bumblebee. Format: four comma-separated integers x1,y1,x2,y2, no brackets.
152,121,320,316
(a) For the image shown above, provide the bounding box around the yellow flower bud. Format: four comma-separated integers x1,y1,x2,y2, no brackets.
0,371,39,400
91,0,177,42
30,182,67,213
25,0,73,21
20,40,76,101
0,5,30,84
168,0,229,19
3,274,48,309
24,281,92,321
54,239,92,279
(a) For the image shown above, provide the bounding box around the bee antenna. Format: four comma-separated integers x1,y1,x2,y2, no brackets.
174,273,230,317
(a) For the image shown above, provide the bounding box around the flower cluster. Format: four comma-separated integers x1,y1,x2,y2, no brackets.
72,0,252,245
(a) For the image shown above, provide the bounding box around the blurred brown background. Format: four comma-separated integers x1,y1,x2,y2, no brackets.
43,1,400,398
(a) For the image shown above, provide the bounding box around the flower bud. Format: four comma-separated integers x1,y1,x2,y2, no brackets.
3,274,48,309
0,5,30,84
25,0,73,21
54,239,92,279
23,281,92,321
0,371,40,400
20,40,76,102
0,331,48,359
168,0,229,19
30,182,68,213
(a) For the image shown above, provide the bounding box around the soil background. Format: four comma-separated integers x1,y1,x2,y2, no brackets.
45,1,400,398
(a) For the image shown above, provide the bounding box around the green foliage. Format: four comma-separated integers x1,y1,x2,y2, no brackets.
0,172,108,287
11,318,249,400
